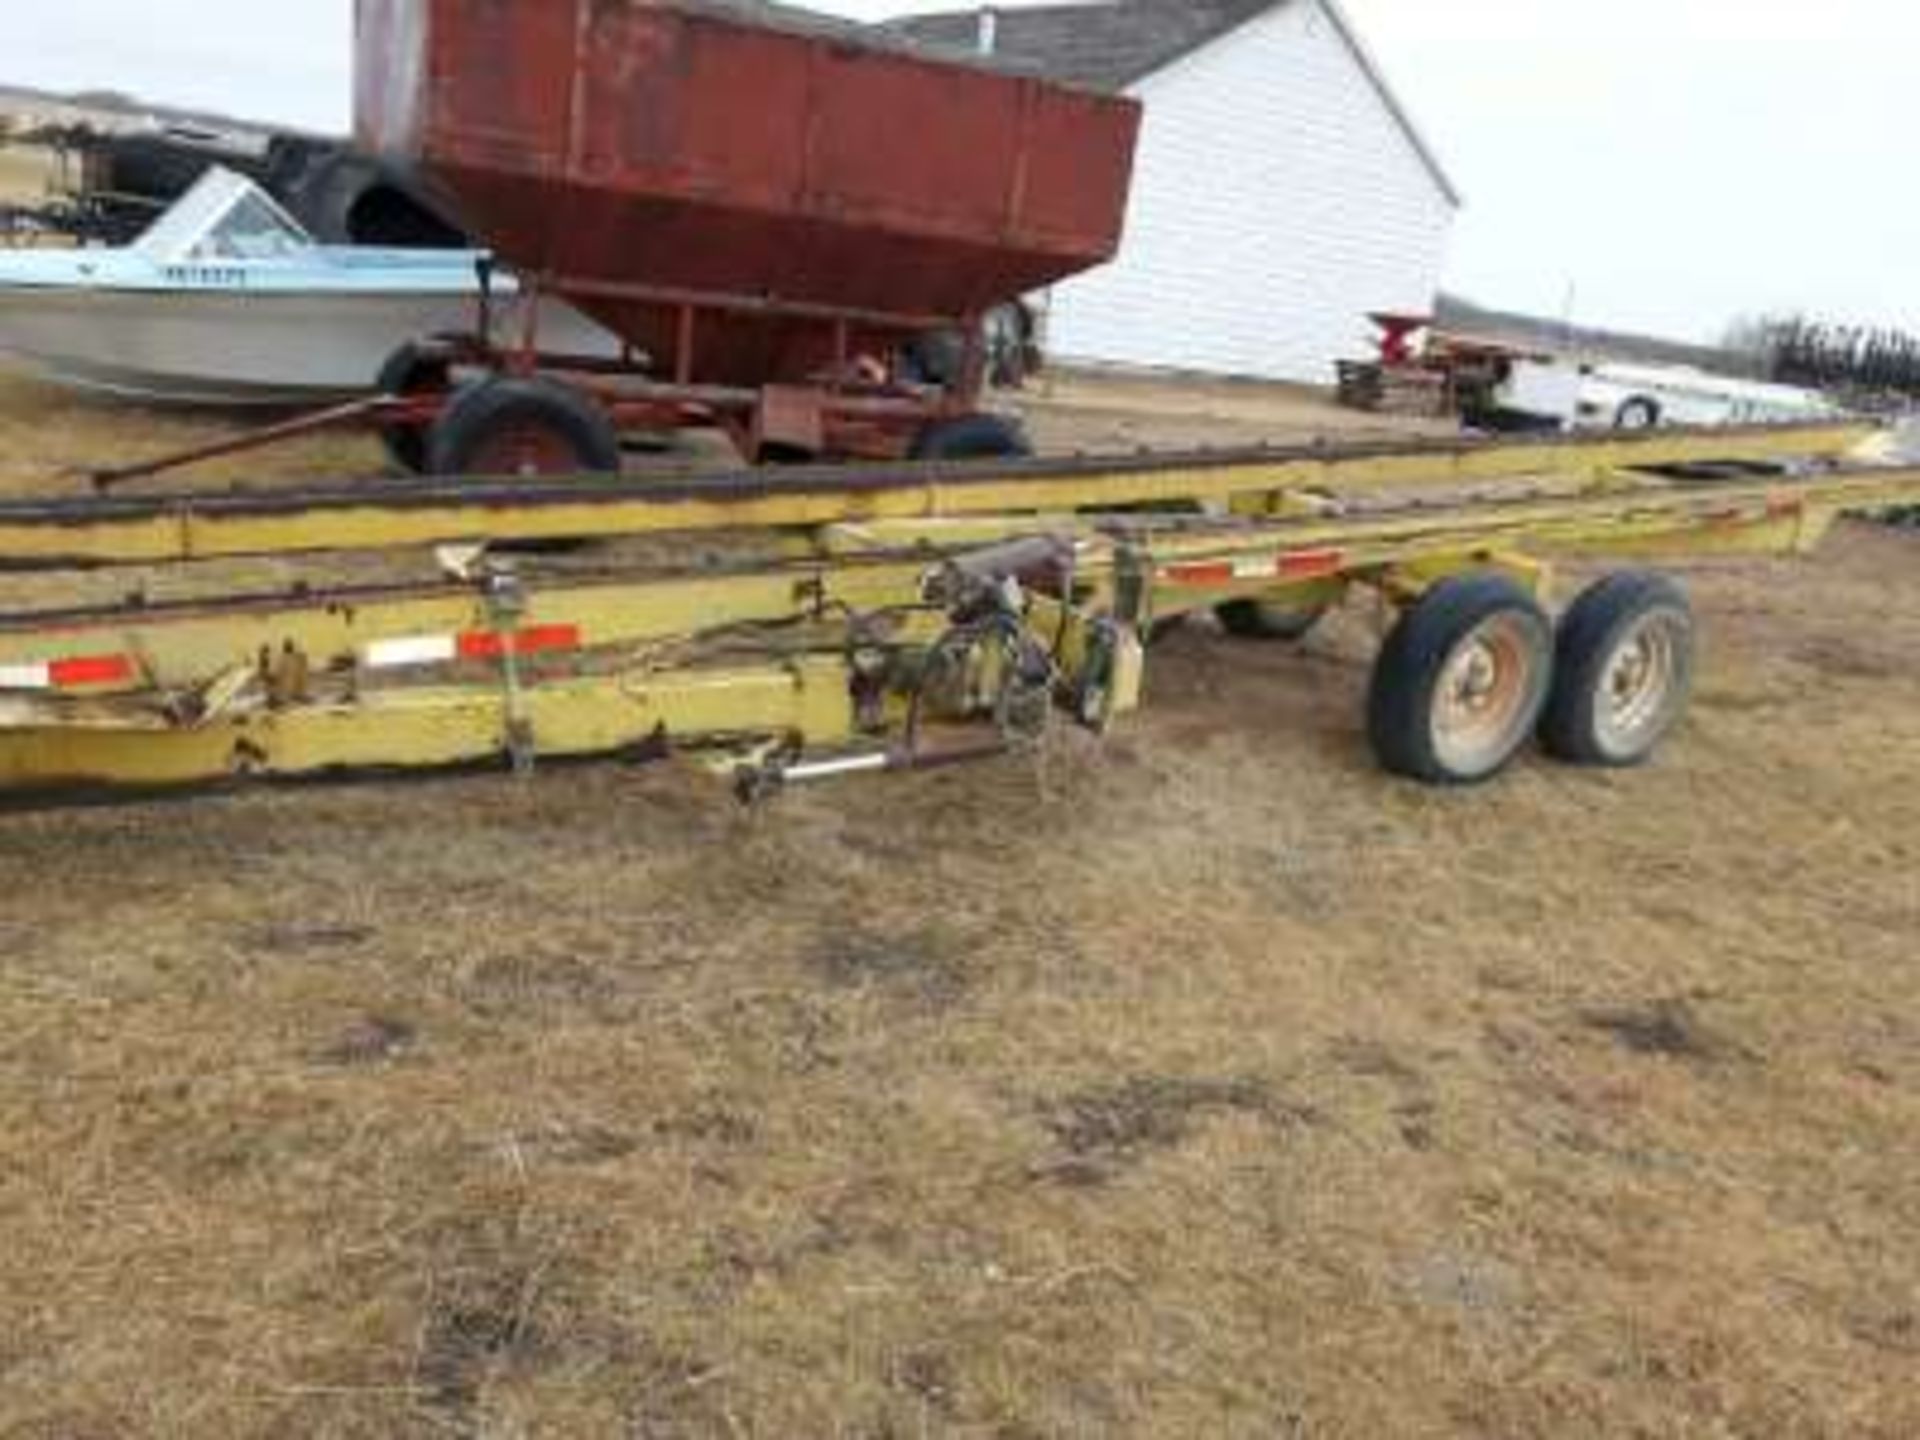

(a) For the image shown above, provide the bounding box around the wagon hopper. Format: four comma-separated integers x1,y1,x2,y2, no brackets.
354,0,1141,470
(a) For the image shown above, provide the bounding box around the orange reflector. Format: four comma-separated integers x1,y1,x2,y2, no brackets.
1165,561,1237,587
1279,548,1346,579
1166,548,1347,588
49,654,136,689
457,625,582,661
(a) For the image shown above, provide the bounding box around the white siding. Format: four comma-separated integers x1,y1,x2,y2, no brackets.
1044,0,1455,384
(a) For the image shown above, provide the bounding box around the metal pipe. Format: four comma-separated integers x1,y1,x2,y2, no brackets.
778,752,892,783
537,272,967,334
754,736,1010,793
82,396,402,491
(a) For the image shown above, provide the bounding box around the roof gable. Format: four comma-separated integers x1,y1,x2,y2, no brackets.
891,0,1459,207
891,0,1278,93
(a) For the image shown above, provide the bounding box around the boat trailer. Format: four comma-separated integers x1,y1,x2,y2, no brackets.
0,420,1915,801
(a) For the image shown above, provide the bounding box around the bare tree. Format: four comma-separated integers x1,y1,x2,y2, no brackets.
1719,313,1782,373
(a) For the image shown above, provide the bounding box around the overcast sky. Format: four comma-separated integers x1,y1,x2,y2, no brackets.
4,0,1909,343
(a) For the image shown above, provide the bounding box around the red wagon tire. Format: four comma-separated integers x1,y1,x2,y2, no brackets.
426,376,623,479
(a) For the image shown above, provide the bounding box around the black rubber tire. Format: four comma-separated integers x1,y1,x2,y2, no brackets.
1540,572,1695,768
755,441,818,466
425,376,622,478
1615,397,1662,430
903,305,1038,391
983,301,1039,388
909,413,1034,462
1216,599,1329,642
1367,574,1556,786
374,341,453,474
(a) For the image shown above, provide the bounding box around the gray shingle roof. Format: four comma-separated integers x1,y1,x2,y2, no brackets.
890,0,1459,206
890,0,1279,93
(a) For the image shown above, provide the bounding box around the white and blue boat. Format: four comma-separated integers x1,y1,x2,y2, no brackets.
0,166,612,405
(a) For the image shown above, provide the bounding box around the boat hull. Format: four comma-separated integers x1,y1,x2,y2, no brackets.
0,286,615,406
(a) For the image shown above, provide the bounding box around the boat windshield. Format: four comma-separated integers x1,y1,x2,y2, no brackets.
133,166,315,264
190,193,309,261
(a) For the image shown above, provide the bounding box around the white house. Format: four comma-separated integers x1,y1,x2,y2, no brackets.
893,0,1460,385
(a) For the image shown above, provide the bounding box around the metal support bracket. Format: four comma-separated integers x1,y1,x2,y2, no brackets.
479,563,537,776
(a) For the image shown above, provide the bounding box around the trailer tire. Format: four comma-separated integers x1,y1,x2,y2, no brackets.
427,376,622,478
1541,572,1694,767
374,341,453,474
1216,598,1329,642
1615,397,1662,430
1368,574,1555,785
909,414,1033,461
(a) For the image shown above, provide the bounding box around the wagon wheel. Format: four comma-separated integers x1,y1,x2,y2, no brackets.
909,413,1033,461
1541,572,1695,767
374,341,454,474
426,376,623,479
1368,574,1555,785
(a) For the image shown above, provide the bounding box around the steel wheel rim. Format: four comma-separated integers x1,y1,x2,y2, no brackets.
472,421,577,477
1432,613,1542,776
1595,610,1686,758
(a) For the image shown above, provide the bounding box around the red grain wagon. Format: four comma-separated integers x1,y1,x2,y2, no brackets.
355,0,1141,472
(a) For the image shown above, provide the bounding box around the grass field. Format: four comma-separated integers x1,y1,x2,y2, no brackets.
0,365,1916,1437
0,145,51,203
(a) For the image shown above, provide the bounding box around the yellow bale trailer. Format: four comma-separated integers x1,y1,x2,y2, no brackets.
0,420,1914,800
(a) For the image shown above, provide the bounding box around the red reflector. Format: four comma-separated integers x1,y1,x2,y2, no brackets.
49,654,135,689
1280,548,1346,579
1166,562,1236,586
457,624,582,661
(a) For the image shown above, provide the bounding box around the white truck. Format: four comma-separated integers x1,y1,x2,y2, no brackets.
1492,357,1843,432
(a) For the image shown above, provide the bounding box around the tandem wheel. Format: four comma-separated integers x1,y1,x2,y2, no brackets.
1540,572,1696,768
1367,573,1556,786
1366,569,1698,785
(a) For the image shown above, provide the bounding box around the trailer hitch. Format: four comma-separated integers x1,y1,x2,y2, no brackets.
732,735,1012,804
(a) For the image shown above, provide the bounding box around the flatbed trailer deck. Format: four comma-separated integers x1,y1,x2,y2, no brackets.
0,420,1877,566
0,419,1915,800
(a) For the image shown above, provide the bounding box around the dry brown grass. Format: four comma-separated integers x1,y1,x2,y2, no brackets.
1025,365,1455,453
0,367,1917,1436
0,369,382,495
0,145,53,206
